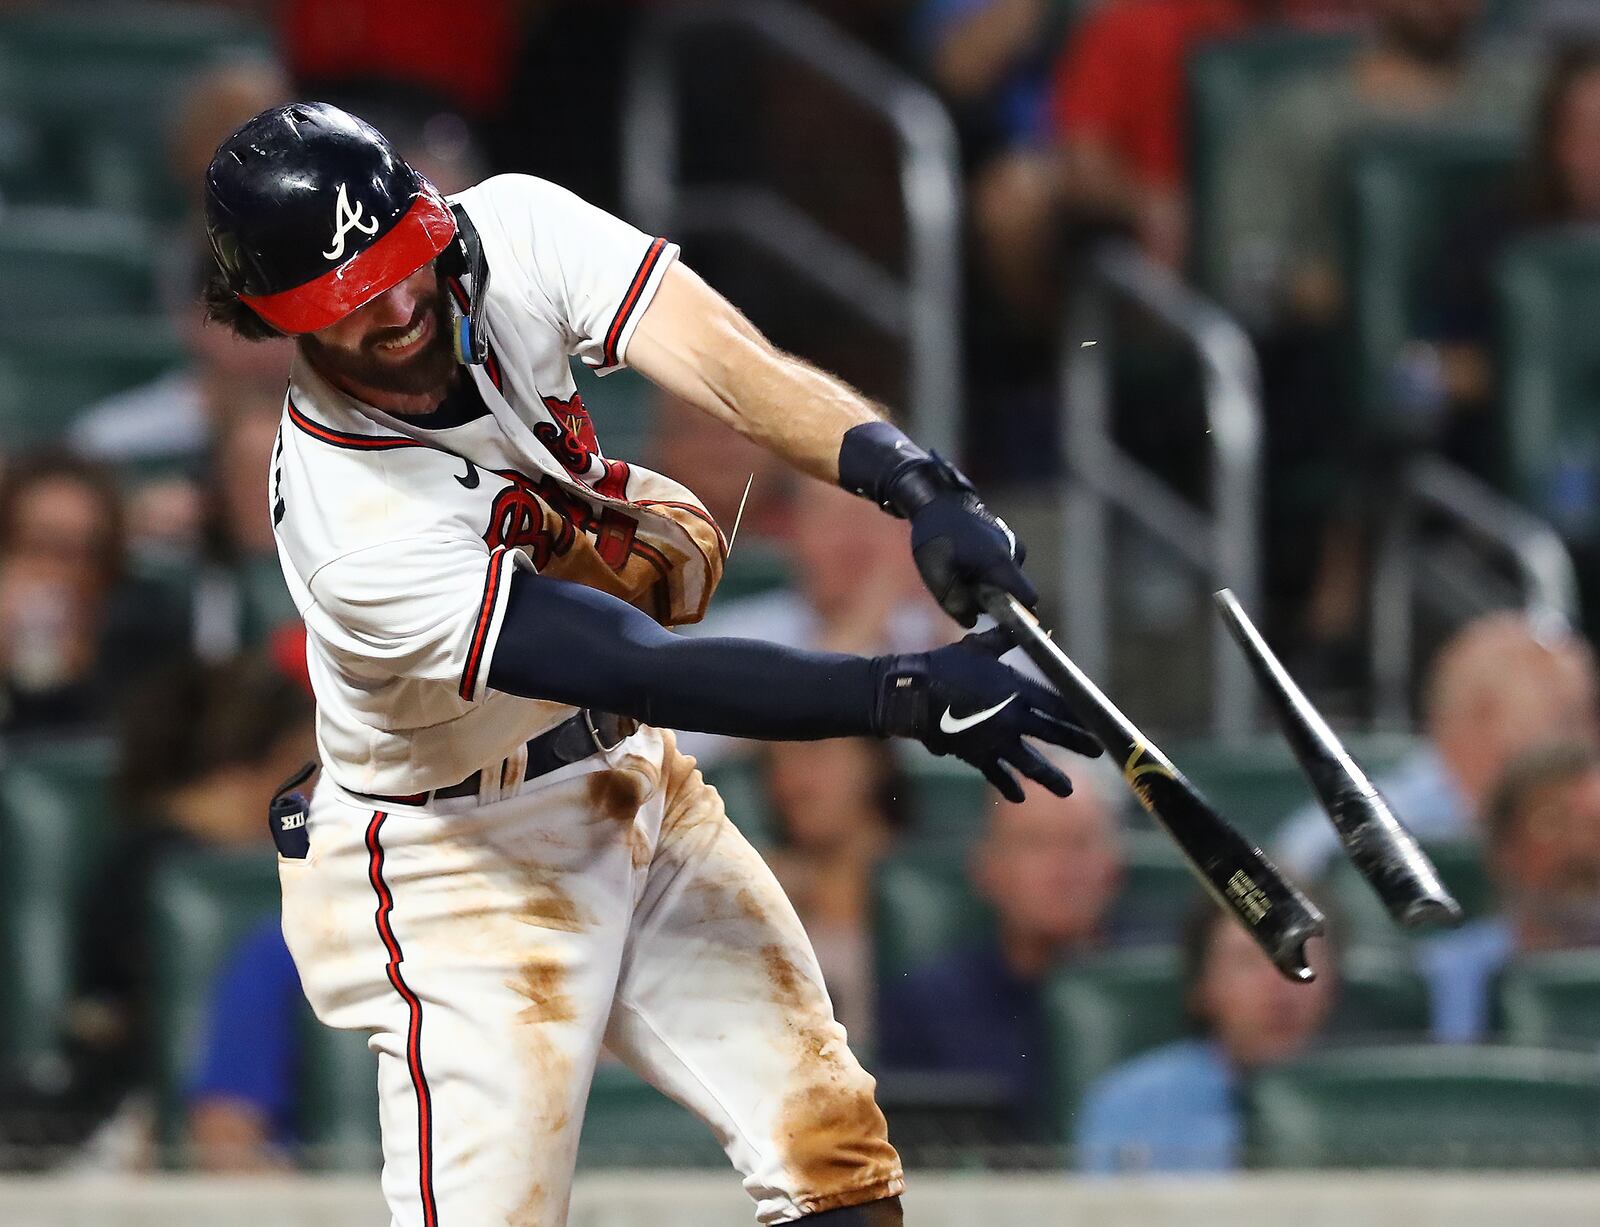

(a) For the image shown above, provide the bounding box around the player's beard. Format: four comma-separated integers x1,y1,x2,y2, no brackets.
298,272,458,399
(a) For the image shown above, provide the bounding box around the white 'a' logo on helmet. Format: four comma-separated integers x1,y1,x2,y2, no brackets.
322,183,380,261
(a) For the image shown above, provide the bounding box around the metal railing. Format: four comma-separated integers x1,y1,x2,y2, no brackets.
622,0,964,459
1371,454,1581,728
1062,242,1264,740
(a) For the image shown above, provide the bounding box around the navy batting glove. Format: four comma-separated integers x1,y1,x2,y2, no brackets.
836,422,1036,628
871,628,1101,803
903,460,1037,627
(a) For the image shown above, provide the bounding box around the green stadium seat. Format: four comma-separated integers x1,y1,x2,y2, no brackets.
0,3,271,215
1500,951,1600,1050
1043,947,1187,1137
711,539,792,603
901,749,986,845
1114,831,1198,943
1247,1044,1600,1169
0,314,183,449
578,1061,724,1168
1188,29,1360,300
1498,231,1600,535
1332,946,1430,1038
1345,126,1522,430
146,848,281,1162
0,208,160,318
699,755,774,849
0,736,116,1075
297,1018,381,1172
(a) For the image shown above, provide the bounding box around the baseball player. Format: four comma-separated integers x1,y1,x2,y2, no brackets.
203,103,1100,1226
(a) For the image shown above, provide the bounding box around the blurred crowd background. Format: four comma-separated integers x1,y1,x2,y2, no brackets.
7,0,1600,1184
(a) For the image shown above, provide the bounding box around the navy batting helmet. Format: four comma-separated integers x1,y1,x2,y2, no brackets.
204,102,458,335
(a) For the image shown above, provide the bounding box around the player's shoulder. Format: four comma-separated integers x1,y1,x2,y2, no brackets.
450,173,594,228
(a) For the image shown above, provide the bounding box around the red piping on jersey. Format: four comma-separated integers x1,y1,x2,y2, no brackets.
603,238,668,369
365,811,439,1227
460,547,508,701
242,188,458,335
286,398,427,451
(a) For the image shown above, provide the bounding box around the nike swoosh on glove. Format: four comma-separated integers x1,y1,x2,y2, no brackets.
871,628,1102,802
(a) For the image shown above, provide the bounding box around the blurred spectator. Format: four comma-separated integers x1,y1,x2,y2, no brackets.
912,0,1066,168
679,483,952,765
187,916,303,1172
974,0,1347,323
762,738,911,1046
648,392,795,543
1405,43,1600,470
0,453,184,738
190,405,301,659
4,652,312,1156
1220,0,1538,330
1074,901,1336,1172
276,0,522,124
72,60,295,559
1418,741,1600,1043
1276,612,1600,879
877,770,1124,1137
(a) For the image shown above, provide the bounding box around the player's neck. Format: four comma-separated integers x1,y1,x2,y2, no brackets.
314,361,455,417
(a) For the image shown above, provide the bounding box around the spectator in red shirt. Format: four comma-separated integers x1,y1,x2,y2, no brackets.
973,0,1347,323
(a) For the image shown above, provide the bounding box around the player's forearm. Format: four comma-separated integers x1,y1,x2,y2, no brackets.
487,571,881,739
627,263,881,482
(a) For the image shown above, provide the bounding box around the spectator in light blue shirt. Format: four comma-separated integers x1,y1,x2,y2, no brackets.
1074,901,1337,1173
1277,612,1598,880
1418,741,1600,1043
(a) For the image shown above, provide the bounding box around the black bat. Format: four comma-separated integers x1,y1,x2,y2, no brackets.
1213,589,1463,929
980,588,1326,982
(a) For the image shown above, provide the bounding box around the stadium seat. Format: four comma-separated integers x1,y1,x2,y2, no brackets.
699,755,775,849
1188,29,1360,300
1498,230,1600,531
0,3,271,215
0,314,183,449
1248,1044,1600,1169
1499,951,1600,1049
145,848,281,1161
1042,947,1187,1136
0,736,116,1076
1332,947,1430,1038
0,208,159,318
1114,831,1198,943
1345,126,1522,431
578,1062,725,1168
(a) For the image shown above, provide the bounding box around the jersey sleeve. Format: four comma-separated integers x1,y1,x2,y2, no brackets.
306,534,523,704
476,173,679,375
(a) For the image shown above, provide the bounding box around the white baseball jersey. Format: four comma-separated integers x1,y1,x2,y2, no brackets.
271,174,726,796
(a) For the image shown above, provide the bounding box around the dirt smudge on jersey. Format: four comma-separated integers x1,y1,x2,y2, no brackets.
517,872,586,934
775,1071,902,1215
761,944,807,1012
586,765,656,868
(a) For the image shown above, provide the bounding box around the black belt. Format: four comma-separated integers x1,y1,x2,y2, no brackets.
353,710,638,807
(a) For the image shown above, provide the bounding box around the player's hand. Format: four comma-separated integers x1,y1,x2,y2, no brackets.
871,628,1101,802
900,454,1037,627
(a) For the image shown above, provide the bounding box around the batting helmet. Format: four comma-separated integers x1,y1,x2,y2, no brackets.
204,101,460,337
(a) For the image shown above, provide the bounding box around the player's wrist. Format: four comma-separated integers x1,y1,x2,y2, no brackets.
838,421,935,518
868,652,929,739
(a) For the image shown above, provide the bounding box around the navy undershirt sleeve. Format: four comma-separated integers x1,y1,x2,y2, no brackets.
486,569,881,740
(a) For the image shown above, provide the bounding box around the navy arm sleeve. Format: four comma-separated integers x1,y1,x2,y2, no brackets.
486,569,881,740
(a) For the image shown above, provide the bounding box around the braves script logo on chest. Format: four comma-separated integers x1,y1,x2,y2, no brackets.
484,468,638,571
323,183,379,260
533,394,631,499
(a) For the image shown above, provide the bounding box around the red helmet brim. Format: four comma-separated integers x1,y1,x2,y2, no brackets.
240,185,457,334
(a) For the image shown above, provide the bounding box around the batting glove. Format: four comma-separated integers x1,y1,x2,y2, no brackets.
872,628,1102,802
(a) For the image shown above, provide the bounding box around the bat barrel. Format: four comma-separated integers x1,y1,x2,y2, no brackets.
980,588,1327,981
1213,589,1463,929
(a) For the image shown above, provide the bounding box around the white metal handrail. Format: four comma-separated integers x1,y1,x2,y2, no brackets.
622,0,964,458
1062,242,1264,739
1371,454,1580,727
